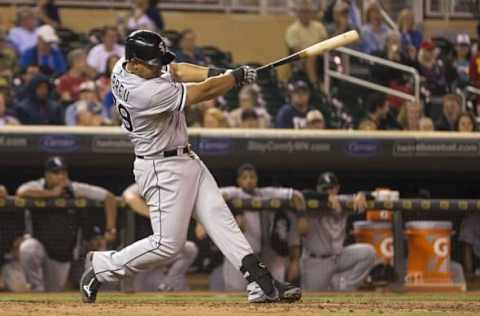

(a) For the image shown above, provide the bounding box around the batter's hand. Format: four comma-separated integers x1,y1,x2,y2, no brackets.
231,66,257,86
352,192,367,213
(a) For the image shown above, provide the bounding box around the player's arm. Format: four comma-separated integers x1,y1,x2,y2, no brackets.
287,245,301,283
170,63,230,83
103,192,118,241
185,66,255,106
123,189,149,217
291,190,309,235
16,182,64,198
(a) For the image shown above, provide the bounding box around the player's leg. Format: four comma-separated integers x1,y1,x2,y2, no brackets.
192,161,300,302
331,244,376,291
222,259,247,291
261,247,287,282
82,157,201,303
43,258,70,291
18,237,47,291
300,255,336,291
209,264,225,291
159,241,198,291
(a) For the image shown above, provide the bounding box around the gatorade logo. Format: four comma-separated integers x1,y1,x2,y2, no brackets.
380,237,394,258
433,237,449,257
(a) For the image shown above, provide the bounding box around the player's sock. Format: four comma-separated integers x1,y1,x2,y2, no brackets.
240,254,276,297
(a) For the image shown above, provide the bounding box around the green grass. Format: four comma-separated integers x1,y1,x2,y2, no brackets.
0,292,479,316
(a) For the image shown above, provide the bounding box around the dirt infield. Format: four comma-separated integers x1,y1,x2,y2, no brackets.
1,292,480,316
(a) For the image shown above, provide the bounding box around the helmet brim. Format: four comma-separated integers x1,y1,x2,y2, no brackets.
144,51,176,67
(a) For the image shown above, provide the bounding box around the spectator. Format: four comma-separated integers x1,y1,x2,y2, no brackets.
358,119,377,130
419,117,434,131
174,29,208,65
276,80,313,129
358,93,395,130
203,108,229,128
20,24,67,76
397,8,423,53
56,49,92,104
327,2,350,36
15,74,64,125
228,85,271,128
16,156,117,292
7,8,38,54
12,65,40,104
397,100,422,131
65,81,109,126
87,26,124,74
452,34,471,89
360,2,389,54
0,184,7,198
186,99,217,127
0,30,18,85
0,92,20,126
128,0,164,32
285,0,327,85
305,109,326,129
435,94,462,131
97,55,120,102
418,41,448,96
371,31,415,111
35,0,61,28
325,0,362,34
456,112,477,132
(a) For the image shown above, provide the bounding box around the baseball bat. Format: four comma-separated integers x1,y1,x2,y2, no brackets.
256,30,359,73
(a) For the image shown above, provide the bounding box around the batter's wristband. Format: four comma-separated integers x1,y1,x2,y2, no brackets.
208,67,227,77
230,68,244,85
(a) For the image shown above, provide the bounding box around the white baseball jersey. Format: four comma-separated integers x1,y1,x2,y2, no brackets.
110,58,188,156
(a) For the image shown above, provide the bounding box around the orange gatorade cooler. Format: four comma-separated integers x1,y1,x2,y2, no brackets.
366,189,399,222
405,221,452,283
353,221,393,264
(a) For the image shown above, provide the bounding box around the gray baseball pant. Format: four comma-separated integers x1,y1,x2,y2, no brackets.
301,243,376,291
92,156,253,283
18,237,70,292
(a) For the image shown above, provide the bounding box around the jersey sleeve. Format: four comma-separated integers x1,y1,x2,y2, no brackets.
147,78,187,114
72,182,109,201
219,186,240,200
259,187,293,201
17,179,44,193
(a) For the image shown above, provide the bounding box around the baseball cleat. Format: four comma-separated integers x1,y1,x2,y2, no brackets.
274,280,302,302
247,281,279,303
80,253,101,304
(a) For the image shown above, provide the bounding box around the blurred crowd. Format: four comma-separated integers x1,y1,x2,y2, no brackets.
0,0,479,132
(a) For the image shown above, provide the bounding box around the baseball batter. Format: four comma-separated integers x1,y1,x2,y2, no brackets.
301,172,376,291
80,30,301,303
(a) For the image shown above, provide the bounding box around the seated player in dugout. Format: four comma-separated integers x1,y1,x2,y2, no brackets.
122,183,198,291
217,163,307,290
15,156,117,292
300,172,376,291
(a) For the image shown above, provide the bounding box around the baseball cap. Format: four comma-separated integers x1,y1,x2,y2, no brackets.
420,41,435,50
36,25,59,43
456,33,471,45
288,80,310,93
79,81,96,93
45,156,67,172
306,110,324,123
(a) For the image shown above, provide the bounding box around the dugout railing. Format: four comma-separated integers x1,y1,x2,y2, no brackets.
0,195,478,291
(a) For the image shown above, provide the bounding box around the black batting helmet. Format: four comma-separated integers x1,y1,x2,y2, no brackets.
317,172,339,193
125,30,175,67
